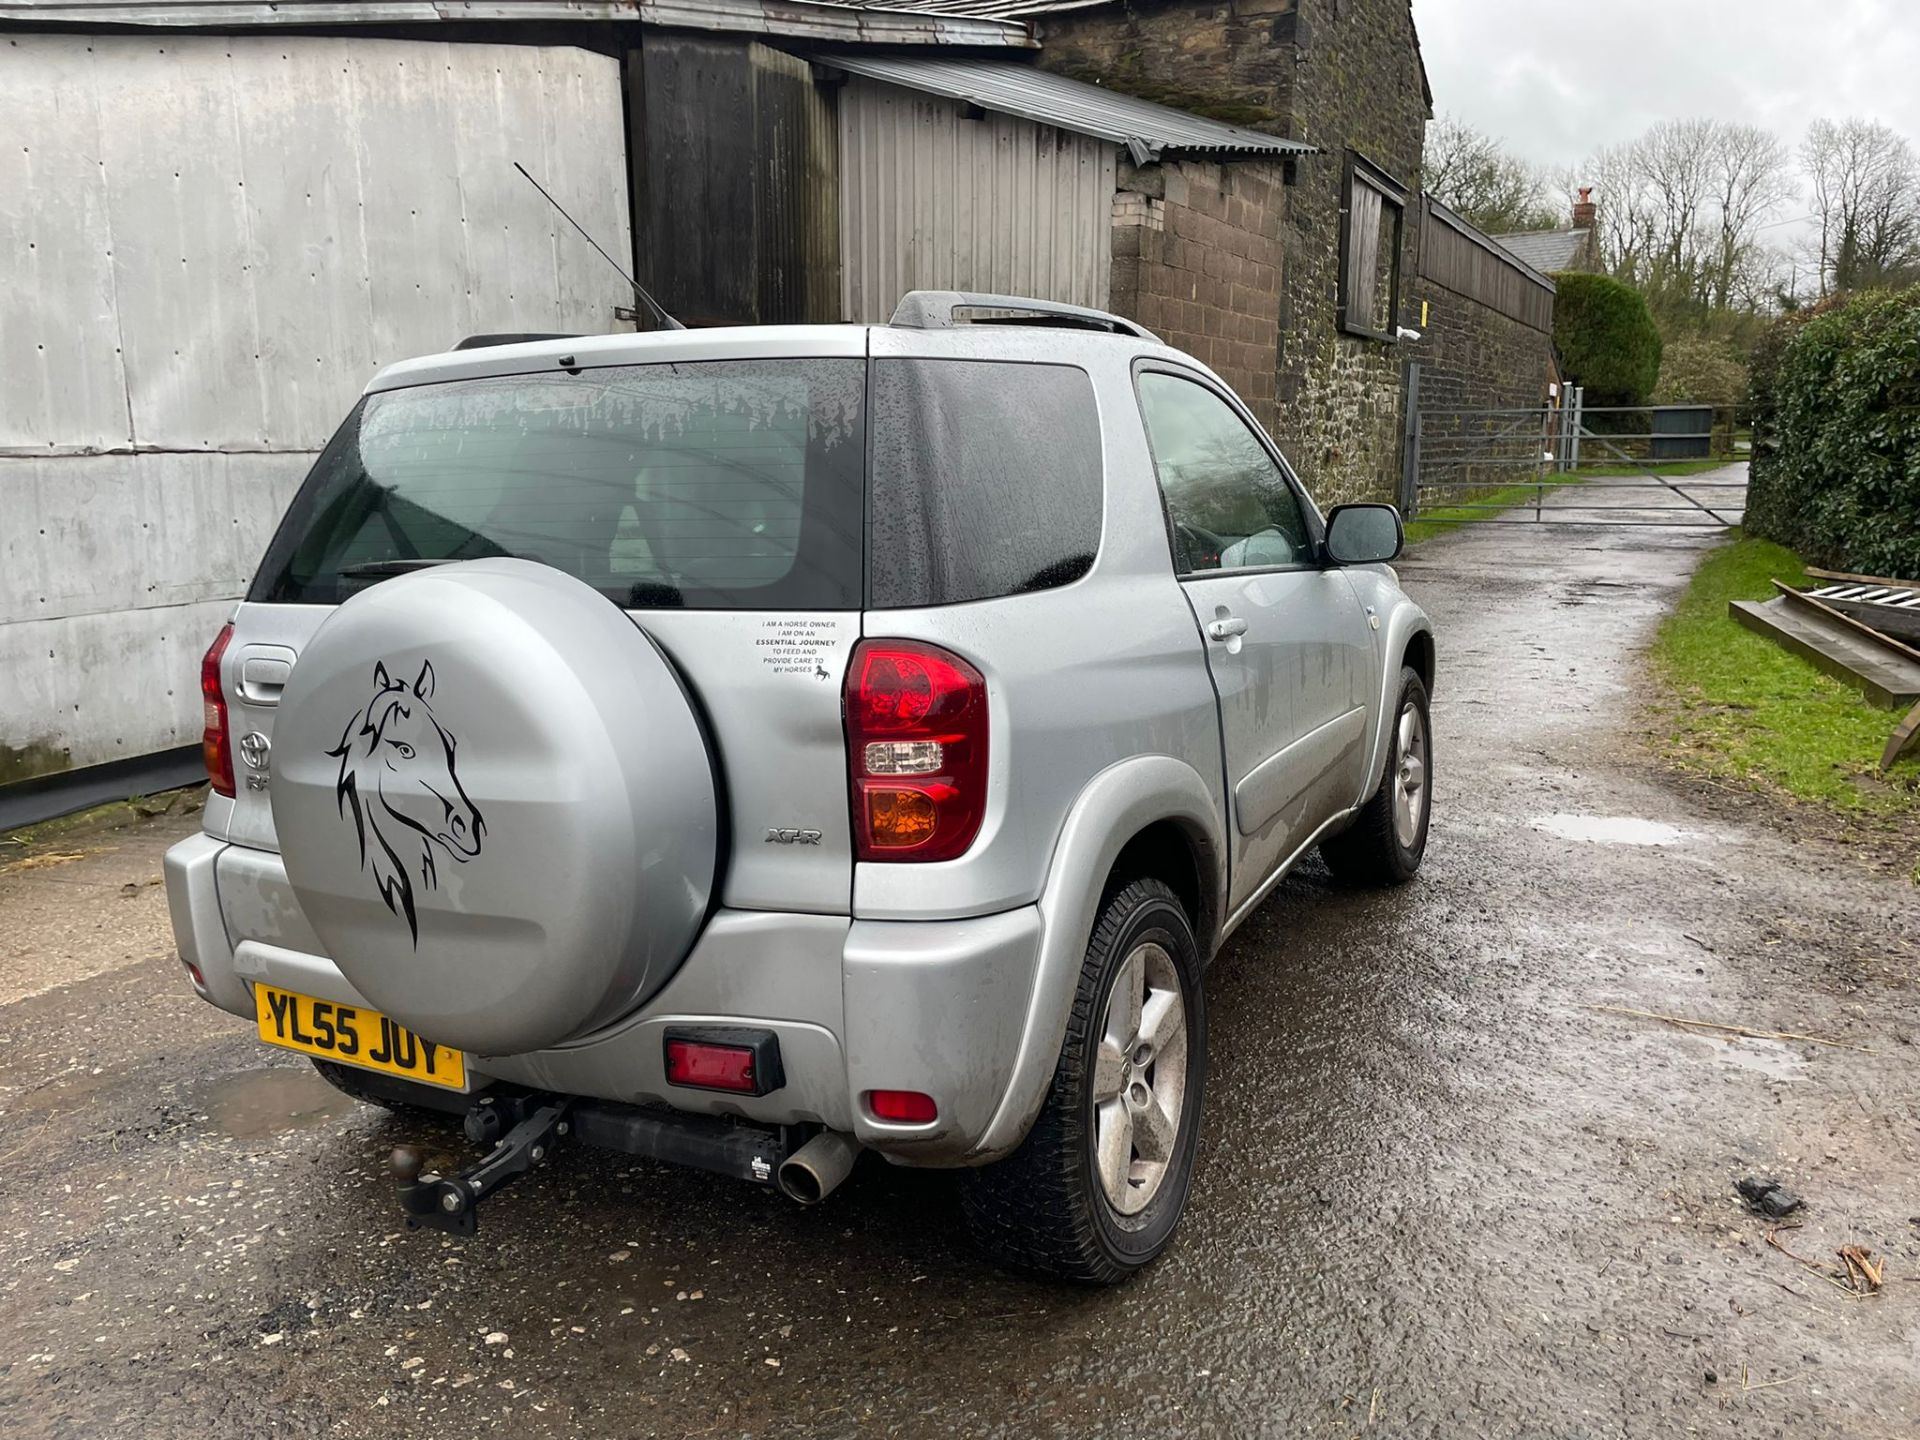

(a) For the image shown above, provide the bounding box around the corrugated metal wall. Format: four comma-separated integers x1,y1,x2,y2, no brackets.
0,32,632,785
837,76,1116,322
635,36,838,326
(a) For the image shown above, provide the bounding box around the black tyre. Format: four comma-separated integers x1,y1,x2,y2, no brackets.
310,1058,468,1117
959,879,1207,1284
1320,665,1431,886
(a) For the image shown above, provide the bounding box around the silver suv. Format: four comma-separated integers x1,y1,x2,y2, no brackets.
164,292,1434,1283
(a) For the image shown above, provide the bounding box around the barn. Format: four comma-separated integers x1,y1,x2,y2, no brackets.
0,0,1555,820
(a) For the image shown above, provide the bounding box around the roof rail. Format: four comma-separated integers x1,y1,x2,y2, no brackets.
889,291,1159,342
451,332,582,351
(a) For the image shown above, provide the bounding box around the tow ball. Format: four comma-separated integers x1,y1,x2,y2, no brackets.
390,1093,573,1236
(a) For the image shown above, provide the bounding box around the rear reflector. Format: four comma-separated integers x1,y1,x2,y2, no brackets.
666,1041,757,1093
866,1089,938,1124
663,1027,785,1097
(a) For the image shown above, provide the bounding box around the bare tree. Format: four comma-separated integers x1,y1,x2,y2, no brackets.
1424,114,1559,234
1803,117,1920,294
1580,118,1793,329
1707,125,1795,312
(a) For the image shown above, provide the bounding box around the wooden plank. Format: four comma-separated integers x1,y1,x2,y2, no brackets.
1806,566,1920,589
1883,699,1920,772
1730,598,1920,709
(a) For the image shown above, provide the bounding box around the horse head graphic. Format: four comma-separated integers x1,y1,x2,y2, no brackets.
328,659,485,945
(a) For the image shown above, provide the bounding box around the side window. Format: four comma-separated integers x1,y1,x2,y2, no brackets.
867,359,1102,608
1136,372,1312,575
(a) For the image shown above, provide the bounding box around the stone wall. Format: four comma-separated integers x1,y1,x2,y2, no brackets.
1110,159,1288,431
1405,200,1558,506
1268,0,1429,505
1045,0,1434,505
1406,273,1557,510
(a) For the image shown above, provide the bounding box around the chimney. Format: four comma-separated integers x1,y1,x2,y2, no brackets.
1572,186,1596,230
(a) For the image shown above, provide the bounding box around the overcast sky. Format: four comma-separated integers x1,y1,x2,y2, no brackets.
1412,0,1920,181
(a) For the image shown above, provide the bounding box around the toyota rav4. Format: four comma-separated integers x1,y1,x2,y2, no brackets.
164,291,1435,1283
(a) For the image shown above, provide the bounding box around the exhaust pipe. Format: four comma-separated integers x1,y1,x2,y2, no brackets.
777,1131,861,1205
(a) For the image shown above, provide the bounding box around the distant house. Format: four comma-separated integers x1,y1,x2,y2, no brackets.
1493,187,1604,275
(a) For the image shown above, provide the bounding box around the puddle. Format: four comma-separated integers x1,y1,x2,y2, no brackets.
1713,1037,1807,1082
199,1067,352,1139
1533,814,1697,846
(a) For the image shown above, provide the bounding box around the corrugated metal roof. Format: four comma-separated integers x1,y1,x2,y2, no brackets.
815,54,1313,161
0,0,1037,47
829,0,1109,14
1489,228,1591,274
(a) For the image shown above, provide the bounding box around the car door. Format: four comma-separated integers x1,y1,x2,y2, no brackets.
1135,366,1378,912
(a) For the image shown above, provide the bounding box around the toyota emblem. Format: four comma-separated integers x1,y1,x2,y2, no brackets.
238,731,272,771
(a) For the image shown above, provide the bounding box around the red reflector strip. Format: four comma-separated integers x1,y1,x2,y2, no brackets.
866,1089,938,1124
665,1040,758,1094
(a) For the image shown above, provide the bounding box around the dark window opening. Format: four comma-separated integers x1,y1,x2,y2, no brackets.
1338,153,1407,342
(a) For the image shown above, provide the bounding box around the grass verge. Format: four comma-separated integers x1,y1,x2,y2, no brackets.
1403,475,1582,544
1649,533,1920,839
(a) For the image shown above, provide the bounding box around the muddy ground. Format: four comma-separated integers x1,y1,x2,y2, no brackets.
3,473,1918,1438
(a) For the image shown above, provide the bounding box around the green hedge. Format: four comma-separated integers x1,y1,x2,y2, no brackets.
1746,286,1920,577
1550,272,1663,406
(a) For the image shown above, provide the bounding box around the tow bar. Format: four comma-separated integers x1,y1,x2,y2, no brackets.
391,1093,573,1236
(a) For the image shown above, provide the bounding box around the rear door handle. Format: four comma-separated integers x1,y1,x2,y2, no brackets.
1207,616,1249,642
236,649,296,706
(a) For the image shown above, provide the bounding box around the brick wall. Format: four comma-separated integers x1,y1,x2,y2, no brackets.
1406,206,1559,507
1410,274,1555,416
1110,159,1287,431
1044,0,1436,505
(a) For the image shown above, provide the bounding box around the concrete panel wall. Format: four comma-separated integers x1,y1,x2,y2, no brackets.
0,32,633,784
838,76,1115,322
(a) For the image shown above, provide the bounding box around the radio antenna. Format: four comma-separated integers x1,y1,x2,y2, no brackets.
513,160,683,331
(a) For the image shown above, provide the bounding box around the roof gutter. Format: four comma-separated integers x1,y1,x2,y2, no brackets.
0,0,1039,47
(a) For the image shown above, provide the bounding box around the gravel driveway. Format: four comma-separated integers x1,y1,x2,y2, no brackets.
4,477,1916,1437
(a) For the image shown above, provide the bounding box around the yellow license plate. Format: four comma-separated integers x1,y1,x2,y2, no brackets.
254,984,467,1091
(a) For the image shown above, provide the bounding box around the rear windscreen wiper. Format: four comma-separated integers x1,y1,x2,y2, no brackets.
339,559,458,579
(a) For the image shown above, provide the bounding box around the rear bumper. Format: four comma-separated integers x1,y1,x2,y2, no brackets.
164,833,1042,1165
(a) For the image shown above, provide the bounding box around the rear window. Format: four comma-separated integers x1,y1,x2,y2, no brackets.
867,359,1102,608
251,359,866,610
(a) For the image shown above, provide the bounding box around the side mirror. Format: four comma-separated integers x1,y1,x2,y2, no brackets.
1324,503,1404,565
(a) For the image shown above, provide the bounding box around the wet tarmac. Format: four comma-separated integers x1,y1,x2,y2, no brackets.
4,466,1919,1437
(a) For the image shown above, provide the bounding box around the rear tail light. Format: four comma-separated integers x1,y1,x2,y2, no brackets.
845,640,988,862
201,622,236,798
867,1089,939,1124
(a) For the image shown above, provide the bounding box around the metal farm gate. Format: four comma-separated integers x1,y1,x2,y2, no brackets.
1398,367,1747,530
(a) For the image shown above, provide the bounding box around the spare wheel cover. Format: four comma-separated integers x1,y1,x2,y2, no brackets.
271,559,717,1056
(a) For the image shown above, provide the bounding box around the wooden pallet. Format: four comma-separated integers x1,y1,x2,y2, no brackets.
1804,568,1920,645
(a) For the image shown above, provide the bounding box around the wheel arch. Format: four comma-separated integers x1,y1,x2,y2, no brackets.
1360,606,1435,798
1103,818,1221,964
969,755,1225,1161
1403,625,1436,700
